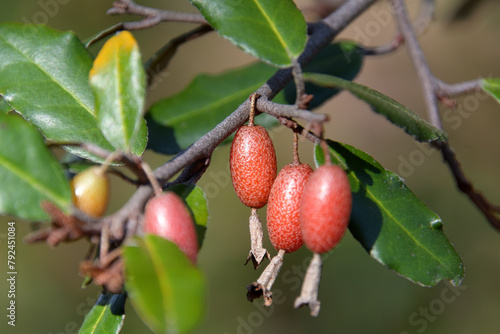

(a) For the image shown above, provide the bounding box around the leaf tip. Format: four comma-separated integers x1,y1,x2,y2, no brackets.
90,30,138,78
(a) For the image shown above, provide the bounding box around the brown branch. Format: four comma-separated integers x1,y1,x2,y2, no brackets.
392,0,442,129
85,1,208,47
392,0,500,231
434,142,500,230
107,0,207,25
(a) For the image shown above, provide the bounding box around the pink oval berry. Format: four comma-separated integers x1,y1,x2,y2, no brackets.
300,165,352,254
143,192,198,264
267,163,313,253
230,125,277,208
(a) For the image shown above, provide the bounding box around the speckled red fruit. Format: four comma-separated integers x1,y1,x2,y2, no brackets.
143,192,198,264
300,165,352,254
70,166,110,217
230,125,277,208
267,163,313,253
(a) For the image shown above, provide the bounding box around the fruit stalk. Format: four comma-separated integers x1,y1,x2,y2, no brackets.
246,208,271,268
246,249,285,306
294,252,323,317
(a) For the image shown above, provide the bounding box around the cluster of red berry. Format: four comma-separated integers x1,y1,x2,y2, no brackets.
229,95,352,316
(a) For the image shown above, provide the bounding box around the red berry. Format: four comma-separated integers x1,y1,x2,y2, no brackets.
70,166,110,217
266,163,313,253
299,165,352,254
230,125,277,208
143,192,199,264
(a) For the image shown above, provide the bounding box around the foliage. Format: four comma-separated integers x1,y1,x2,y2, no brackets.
0,0,498,333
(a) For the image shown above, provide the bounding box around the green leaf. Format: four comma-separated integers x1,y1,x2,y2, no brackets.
0,113,71,220
0,97,12,114
304,73,448,142
147,62,282,155
78,294,126,334
90,31,147,155
481,78,500,103
315,140,464,287
191,0,307,67
124,235,205,334
168,184,209,249
0,23,114,161
284,41,365,109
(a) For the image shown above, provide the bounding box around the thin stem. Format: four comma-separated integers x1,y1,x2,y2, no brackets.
85,0,208,47
100,226,110,266
107,0,207,25
434,142,500,230
292,59,306,108
392,0,442,130
248,93,260,127
293,132,300,165
320,139,332,166
85,23,124,48
364,33,404,56
96,151,120,176
141,162,162,197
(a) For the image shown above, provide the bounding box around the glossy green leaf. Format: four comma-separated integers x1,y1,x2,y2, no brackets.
147,62,282,155
284,41,365,109
481,78,500,103
0,114,71,220
191,0,307,67
78,294,126,334
304,73,448,142
0,23,114,161
168,184,209,249
315,140,464,287
90,31,147,155
124,235,205,334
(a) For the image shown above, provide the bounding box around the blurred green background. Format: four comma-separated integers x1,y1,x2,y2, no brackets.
1,0,500,333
